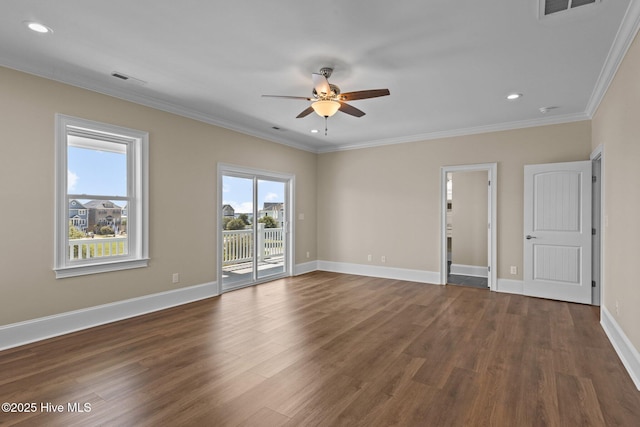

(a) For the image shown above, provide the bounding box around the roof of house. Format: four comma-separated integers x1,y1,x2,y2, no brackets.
69,199,87,209
83,200,122,210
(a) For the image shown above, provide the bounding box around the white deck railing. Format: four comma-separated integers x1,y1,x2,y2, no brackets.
223,226,284,266
69,237,128,260
68,228,283,265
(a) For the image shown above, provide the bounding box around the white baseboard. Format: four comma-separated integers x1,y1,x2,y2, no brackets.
317,260,440,284
450,263,488,278
600,306,640,391
496,278,524,295
294,261,318,276
0,281,219,352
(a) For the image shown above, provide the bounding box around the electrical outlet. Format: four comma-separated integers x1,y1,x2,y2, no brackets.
367,254,372,262
381,255,386,263
510,266,517,275
306,251,310,259
172,273,180,284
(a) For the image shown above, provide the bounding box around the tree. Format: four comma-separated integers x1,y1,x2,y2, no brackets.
238,213,251,226
69,222,85,239
222,217,233,229
99,225,115,235
258,215,278,228
226,218,247,230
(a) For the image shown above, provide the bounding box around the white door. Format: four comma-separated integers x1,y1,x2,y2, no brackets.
523,161,592,304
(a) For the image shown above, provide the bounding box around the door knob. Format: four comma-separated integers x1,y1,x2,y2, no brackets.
526,235,537,240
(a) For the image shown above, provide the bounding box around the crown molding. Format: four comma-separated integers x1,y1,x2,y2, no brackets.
585,0,640,117
0,60,319,153
315,112,590,153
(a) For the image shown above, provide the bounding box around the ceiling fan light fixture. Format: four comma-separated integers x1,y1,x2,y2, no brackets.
311,100,340,117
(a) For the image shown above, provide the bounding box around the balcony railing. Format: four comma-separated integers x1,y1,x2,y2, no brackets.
68,236,128,260
68,227,284,266
223,226,284,266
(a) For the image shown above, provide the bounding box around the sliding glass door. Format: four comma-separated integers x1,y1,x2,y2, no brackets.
219,165,292,292
221,175,255,288
256,179,286,280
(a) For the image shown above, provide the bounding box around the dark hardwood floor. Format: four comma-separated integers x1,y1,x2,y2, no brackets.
1,271,639,426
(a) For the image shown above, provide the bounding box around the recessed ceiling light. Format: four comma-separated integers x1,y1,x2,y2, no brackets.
506,93,522,100
24,21,53,34
310,129,319,134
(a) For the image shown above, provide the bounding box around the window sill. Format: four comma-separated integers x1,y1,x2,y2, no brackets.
54,258,149,279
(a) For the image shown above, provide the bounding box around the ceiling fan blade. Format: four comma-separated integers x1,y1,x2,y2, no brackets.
339,89,390,101
296,106,315,118
312,73,331,97
262,95,312,100
338,102,366,117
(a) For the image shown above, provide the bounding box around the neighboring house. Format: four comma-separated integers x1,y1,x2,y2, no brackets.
68,199,88,231
222,204,235,218
259,202,284,226
84,200,122,234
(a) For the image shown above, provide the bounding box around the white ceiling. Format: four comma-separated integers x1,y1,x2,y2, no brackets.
1,0,636,152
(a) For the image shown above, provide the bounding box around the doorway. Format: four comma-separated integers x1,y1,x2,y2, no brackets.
218,164,294,293
447,170,489,288
440,163,497,289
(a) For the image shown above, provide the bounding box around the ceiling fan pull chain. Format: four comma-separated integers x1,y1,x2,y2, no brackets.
325,116,328,136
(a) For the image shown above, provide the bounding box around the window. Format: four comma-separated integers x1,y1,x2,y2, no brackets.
54,115,148,278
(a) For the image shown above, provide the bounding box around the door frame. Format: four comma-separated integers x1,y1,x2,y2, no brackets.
591,145,604,306
440,163,497,290
217,163,295,294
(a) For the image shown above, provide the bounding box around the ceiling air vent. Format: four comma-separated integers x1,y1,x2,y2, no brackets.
541,0,600,17
111,71,147,86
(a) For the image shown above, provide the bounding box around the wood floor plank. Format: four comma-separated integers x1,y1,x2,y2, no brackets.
366,379,438,427
236,407,290,427
556,372,606,426
417,366,481,426
1,271,639,426
333,354,425,426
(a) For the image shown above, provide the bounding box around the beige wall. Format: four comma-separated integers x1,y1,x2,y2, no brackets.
317,121,592,277
451,171,488,267
0,66,317,325
592,31,640,351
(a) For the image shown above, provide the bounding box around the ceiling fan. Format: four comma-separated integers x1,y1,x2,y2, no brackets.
262,67,390,134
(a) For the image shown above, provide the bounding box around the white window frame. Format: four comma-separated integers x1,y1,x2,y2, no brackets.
54,114,149,278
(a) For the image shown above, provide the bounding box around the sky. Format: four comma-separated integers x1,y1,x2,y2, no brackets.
223,176,285,214
67,146,127,197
